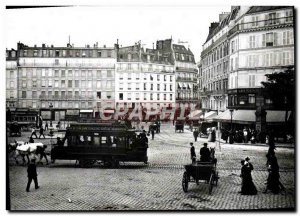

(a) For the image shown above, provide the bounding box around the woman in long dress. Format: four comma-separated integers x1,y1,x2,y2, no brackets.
264,152,282,194
240,159,257,195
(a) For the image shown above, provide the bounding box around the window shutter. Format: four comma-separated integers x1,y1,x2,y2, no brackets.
262,34,266,47
274,32,278,46
283,31,287,45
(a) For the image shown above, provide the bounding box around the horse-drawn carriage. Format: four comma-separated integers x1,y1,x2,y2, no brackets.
182,148,219,194
175,121,184,133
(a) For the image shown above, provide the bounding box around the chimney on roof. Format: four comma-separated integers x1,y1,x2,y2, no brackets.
51,45,54,48
103,45,106,48
42,44,46,48
34,44,37,48
219,12,229,22
231,6,240,12
87,44,90,48
209,22,219,34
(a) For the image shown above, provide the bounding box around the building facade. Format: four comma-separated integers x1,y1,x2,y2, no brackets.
16,42,116,121
115,42,176,112
6,49,18,108
199,6,294,138
7,38,196,121
227,6,294,110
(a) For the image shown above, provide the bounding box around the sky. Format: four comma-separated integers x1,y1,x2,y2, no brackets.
4,5,231,62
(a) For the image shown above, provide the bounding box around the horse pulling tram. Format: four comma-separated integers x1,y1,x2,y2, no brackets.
51,121,148,167
182,148,219,194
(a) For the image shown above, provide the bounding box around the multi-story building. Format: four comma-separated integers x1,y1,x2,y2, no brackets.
6,49,18,108
115,42,176,112
16,42,117,121
200,6,294,135
200,8,239,114
172,44,198,108
227,6,294,110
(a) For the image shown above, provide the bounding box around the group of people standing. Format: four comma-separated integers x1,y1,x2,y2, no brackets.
221,128,259,144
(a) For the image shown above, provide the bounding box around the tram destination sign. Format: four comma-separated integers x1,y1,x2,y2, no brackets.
69,125,127,132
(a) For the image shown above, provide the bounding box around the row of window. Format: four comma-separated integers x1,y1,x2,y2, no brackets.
19,100,94,109
117,63,174,72
20,90,114,99
202,60,229,81
20,69,114,78
119,73,173,82
202,80,228,92
21,49,114,58
202,42,229,67
119,83,173,91
17,80,115,89
229,51,294,71
118,93,173,101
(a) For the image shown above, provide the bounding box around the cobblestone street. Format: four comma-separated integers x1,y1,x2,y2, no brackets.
7,124,295,211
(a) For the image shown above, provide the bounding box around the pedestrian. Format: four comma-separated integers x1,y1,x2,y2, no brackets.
240,158,257,195
263,152,284,194
200,143,211,162
45,121,48,131
31,127,38,139
39,126,45,139
151,127,155,140
211,128,216,142
57,121,61,130
36,145,49,165
190,142,196,164
29,136,34,143
193,129,199,142
243,128,248,143
26,158,39,192
56,137,64,146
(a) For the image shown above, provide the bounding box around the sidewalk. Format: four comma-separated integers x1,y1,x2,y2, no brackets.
215,139,295,149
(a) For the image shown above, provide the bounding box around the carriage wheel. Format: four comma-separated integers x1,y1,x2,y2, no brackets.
208,173,214,194
182,172,189,192
79,159,95,168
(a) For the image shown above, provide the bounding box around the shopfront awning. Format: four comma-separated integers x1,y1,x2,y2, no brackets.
178,83,182,88
188,110,203,119
203,111,218,122
80,109,93,113
214,110,291,124
103,109,115,114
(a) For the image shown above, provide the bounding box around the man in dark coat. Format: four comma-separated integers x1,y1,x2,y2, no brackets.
39,127,45,139
26,158,39,192
151,128,155,140
193,129,199,142
190,142,196,164
200,143,211,162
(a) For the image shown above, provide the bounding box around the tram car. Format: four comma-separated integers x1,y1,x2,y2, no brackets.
51,121,148,167
8,108,39,130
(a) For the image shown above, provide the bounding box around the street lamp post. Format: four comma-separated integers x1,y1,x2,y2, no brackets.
229,109,234,144
49,103,53,127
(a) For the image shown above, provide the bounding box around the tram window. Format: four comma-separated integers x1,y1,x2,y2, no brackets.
101,137,107,145
94,136,100,146
87,136,92,145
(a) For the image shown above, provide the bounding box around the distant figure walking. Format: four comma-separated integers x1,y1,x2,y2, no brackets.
193,129,199,142
39,127,45,139
45,121,48,131
263,152,285,194
151,128,155,140
36,145,49,165
26,158,39,192
31,127,38,139
240,158,257,195
190,142,196,164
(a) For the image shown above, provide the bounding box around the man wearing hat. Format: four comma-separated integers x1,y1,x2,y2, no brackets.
190,142,196,164
200,143,211,162
26,158,39,192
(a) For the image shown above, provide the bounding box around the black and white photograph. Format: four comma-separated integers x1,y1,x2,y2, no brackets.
3,0,296,212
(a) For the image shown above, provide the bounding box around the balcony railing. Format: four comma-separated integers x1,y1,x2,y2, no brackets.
19,62,116,68
39,96,95,100
228,16,293,37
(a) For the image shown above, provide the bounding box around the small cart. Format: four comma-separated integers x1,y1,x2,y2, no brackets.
182,160,218,194
175,121,184,133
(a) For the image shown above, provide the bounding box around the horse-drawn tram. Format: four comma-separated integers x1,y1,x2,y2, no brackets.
51,121,148,167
